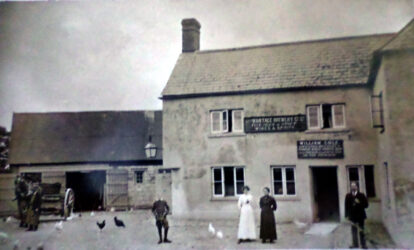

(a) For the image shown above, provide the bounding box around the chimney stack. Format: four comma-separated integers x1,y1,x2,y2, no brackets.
181,18,201,53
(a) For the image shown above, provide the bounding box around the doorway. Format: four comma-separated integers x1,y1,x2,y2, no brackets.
311,167,340,222
66,171,106,212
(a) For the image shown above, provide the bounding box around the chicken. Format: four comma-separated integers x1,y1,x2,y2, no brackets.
216,230,223,239
208,223,215,235
90,212,95,216
114,217,125,227
55,221,63,231
96,220,105,231
293,219,308,229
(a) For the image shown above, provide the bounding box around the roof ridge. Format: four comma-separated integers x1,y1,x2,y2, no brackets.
196,32,396,54
13,110,162,115
377,18,414,51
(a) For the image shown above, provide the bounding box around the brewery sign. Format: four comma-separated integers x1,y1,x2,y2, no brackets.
297,140,344,159
244,115,307,133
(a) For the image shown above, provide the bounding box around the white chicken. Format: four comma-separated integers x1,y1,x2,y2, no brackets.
216,230,223,239
208,223,215,235
293,219,308,229
90,212,95,216
55,221,63,231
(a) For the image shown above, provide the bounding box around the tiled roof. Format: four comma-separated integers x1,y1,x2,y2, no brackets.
381,19,414,51
162,33,395,97
9,111,162,165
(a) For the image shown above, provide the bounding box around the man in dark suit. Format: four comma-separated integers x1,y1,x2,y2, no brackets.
345,181,369,249
152,197,171,244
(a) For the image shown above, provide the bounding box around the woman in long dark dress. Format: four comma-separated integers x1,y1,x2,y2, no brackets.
259,187,277,243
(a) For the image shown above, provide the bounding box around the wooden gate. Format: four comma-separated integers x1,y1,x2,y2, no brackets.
105,169,128,209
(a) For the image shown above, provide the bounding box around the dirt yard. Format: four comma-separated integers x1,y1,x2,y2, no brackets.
0,210,395,249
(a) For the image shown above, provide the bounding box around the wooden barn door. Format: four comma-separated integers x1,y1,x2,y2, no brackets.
105,169,128,210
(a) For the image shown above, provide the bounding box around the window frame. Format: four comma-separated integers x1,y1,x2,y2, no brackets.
135,170,145,184
370,92,385,132
306,103,346,130
210,109,244,134
211,166,245,198
346,165,376,198
271,165,297,197
332,104,346,128
232,109,244,133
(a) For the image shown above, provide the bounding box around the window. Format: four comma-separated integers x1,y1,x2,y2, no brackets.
370,93,384,132
212,167,244,197
271,166,296,196
306,104,345,130
135,170,144,183
211,109,244,134
347,165,376,198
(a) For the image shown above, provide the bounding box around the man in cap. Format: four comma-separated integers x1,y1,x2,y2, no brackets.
14,175,28,228
151,196,172,244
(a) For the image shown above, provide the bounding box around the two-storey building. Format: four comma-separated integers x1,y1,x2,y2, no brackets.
161,18,414,247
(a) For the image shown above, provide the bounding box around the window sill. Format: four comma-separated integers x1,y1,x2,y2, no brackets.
305,128,350,134
208,133,246,138
274,196,301,202
211,197,240,201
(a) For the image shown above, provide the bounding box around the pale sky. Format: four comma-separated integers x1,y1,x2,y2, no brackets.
0,0,413,130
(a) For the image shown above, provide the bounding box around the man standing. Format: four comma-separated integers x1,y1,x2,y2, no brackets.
14,175,28,228
26,181,42,231
345,181,369,249
151,197,171,244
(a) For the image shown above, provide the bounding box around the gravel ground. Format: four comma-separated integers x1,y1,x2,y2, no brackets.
0,210,395,250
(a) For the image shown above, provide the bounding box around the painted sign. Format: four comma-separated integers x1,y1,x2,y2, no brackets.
244,115,307,133
297,140,344,159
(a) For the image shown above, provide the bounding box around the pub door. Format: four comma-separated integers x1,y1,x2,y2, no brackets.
311,167,340,222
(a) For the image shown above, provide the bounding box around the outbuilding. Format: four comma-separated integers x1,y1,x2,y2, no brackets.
7,110,171,212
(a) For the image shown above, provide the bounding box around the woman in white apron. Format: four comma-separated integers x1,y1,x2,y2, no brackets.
237,186,256,243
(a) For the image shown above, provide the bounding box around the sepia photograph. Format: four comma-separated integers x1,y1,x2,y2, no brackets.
0,0,413,249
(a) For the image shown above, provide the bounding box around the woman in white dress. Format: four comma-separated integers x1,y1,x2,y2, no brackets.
237,186,256,243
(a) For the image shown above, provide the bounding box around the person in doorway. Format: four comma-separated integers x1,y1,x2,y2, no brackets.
345,181,369,249
152,197,171,244
259,187,277,243
26,181,42,231
14,175,29,228
237,186,256,243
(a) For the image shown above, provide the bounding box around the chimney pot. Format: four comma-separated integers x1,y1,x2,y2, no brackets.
181,18,201,53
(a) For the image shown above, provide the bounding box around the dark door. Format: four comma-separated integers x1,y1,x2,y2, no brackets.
66,171,106,212
312,167,340,222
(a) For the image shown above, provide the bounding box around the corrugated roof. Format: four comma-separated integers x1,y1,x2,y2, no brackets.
9,111,162,165
162,33,395,97
381,19,414,51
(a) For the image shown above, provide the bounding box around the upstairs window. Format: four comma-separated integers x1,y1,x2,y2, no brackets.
370,92,384,132
212,167,245,197
211,109,244,134
306,104,345,130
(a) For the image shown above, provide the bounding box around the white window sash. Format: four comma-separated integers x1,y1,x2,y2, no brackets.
307,106,320,129
272,166,296,197
211,111,221,134
222,110,229,133
232,110,244,133
233,167,245,196
332,104,346,128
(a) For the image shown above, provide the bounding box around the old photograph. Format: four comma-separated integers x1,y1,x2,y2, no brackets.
0,0,413,249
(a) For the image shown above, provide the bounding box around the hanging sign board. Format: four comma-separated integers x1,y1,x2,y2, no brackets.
244,115,307,133
297,140,344,159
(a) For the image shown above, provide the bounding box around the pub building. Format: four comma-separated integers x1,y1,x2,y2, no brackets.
161,18,414,247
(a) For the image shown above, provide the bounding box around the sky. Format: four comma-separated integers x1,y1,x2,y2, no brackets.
0,0,413,130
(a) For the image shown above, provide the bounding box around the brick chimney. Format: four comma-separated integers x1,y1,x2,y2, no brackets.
181,18,201,53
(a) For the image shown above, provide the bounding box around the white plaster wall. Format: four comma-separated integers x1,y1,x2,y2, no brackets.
163,87,381,222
